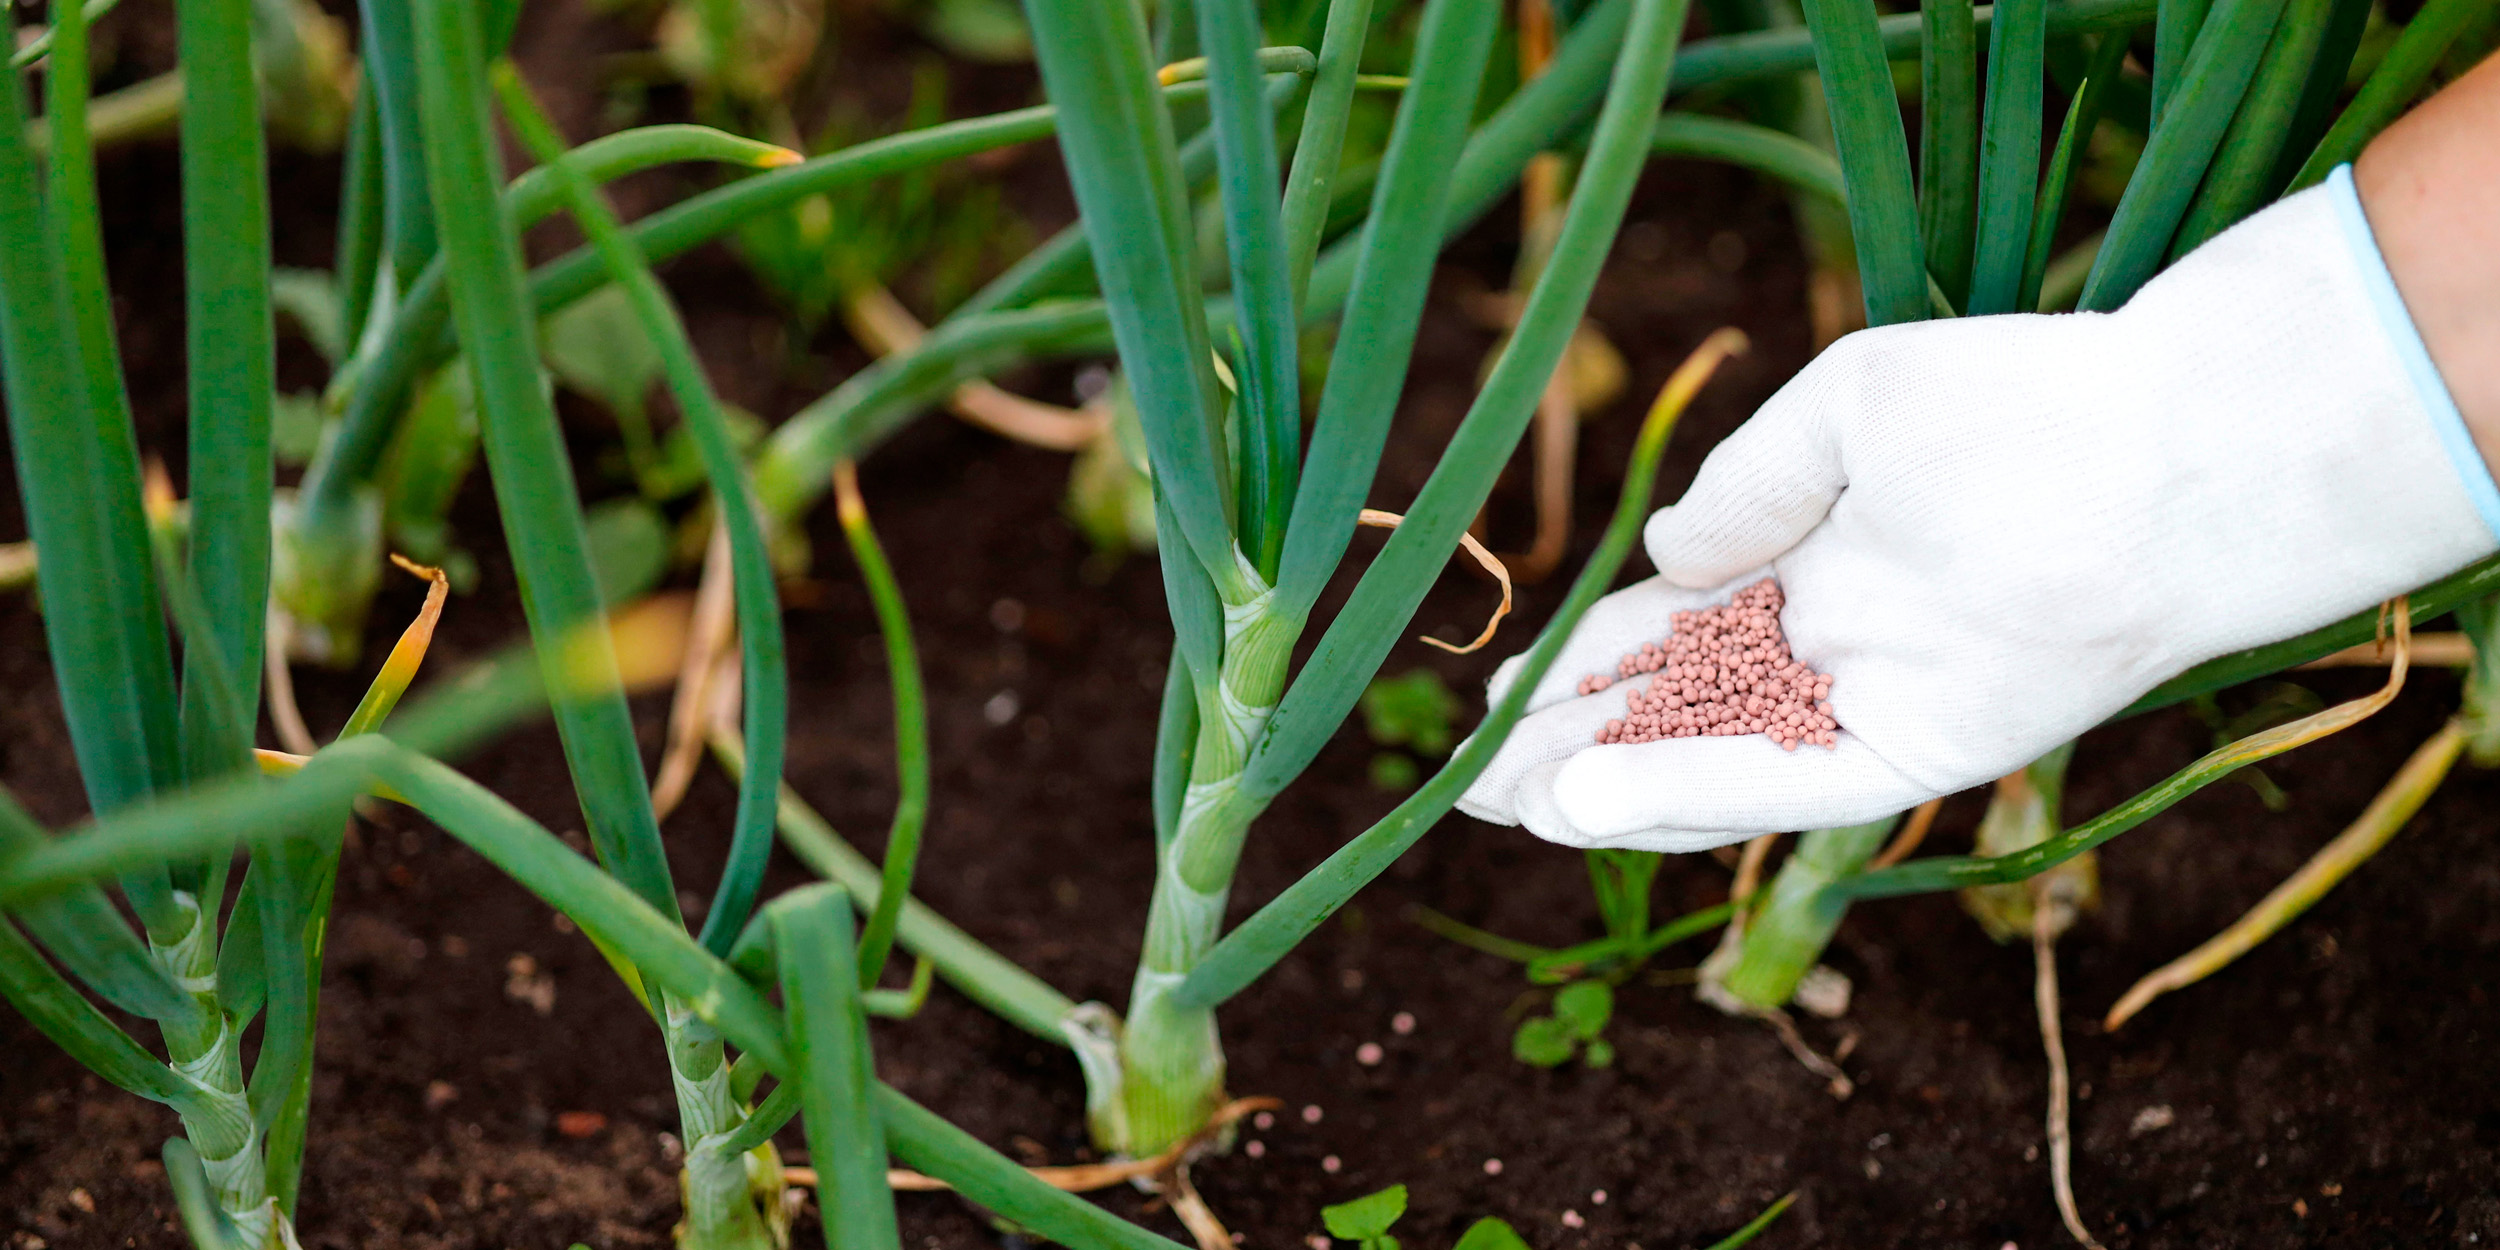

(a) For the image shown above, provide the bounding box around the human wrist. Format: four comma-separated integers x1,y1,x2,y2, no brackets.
2355,51,2500,490
2323,163,2500,541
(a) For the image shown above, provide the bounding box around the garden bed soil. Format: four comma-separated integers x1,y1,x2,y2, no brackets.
6,6,2500,1248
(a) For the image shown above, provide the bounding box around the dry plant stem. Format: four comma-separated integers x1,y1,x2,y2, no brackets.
2034,898,2104,1250
843,284,1108,451
1514,0,1575,584
264,613,319,757
1870,796,1943,868
1731,832,1778,913
786,1098,1281,1194
1709,831,1781,969
654,523,740,821
1520,359,1580,582
1163,1165,1235,1250
1762,1006,1853,1098
1355,509,1513,652
2300,631,2472,668
2105,715,2467,1029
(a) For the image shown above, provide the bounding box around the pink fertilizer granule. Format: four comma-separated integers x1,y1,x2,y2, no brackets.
1577,578,1838,750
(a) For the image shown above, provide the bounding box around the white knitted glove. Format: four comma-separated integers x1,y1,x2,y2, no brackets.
1460,168,2500,852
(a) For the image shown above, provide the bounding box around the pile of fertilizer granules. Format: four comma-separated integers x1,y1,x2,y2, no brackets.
1576,578,1838,750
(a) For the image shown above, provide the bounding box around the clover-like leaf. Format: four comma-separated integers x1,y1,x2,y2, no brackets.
1512,1016,1576,1068
1553,980,1614,1040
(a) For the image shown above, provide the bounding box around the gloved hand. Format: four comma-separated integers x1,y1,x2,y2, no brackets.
1459,169,2500,852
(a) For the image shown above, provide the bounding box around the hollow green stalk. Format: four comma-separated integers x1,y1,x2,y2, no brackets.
406,10,776,1245
145,889,290,1247
1703,817,1898,1010
283,0,2160,598
14,732,1193,1250
768,886,899,1250
1108,570,1292,1152
1844,648,2410,902
1587,849,1662,946
484,67,792,965
298,72,1271,549
2458,596,2500,764
829,464,928,988
665,996,787,1250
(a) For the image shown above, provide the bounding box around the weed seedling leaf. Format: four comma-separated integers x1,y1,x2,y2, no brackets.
540,283,662,417
1512,1015,1576,1068
1452,1218,1533,1250
1361,669,1462,756
271,392,327,466
1368,752,1421,792
1322,1184,1409,1245
1553,979,1612,1039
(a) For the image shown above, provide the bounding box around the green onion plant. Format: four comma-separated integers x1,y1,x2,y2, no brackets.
0,0,314,1238
7,0,874,1243
1011,0,1747,1154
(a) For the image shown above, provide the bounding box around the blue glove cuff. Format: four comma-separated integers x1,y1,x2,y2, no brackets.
2328,162,2500,541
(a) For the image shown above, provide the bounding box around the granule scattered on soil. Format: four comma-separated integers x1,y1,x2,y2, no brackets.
1578,578,1838,750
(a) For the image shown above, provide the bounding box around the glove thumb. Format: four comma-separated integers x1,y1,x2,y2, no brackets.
1645,352,1850,587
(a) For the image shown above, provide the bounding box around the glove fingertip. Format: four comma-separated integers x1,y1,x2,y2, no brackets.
1643,503,1789,590
1453,791,1515,827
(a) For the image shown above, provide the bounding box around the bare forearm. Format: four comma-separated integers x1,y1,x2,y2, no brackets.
2357,49,2500,471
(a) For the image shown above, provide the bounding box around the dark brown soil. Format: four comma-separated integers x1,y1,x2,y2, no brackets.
7,5,2500,1249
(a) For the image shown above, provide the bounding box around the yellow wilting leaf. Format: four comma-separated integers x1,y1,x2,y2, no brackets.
337,555,453,739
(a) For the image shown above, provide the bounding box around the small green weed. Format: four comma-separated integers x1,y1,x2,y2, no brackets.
1361,668,1461,790
1322,1184,1408,1250
1512,978,1614,1069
